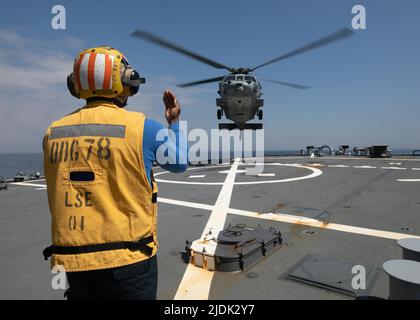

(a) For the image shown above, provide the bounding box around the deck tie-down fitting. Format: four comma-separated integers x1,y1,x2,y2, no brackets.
186,224,282,272
383,238,420,300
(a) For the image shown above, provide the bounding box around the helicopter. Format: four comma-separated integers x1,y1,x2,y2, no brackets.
131,28,354,130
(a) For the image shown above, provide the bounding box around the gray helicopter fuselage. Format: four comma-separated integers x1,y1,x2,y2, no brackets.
216,74,264,126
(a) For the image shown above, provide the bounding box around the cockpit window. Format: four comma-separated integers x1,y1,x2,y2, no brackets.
225,75,255,81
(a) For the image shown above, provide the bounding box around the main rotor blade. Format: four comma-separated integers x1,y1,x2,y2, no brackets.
177,76,225,88
131,29,232,71
251,28,354,71
261,79,311,89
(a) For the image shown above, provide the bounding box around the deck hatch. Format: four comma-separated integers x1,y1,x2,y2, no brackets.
315,210,333,222
284,254,378,297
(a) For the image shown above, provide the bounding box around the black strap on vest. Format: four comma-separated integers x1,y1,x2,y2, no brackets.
152,193,158,204
151,170,158,204
42,236,154,261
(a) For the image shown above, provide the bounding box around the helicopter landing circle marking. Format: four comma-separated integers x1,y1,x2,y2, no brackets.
218,169,247,174
154,163,323,186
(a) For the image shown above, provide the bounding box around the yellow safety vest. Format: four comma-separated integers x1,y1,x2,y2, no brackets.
43,101,158,272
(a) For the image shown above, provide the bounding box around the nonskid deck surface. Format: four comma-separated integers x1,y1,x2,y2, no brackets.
1,156,419,299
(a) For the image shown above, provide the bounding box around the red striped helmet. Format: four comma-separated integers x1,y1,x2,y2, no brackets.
68,46,142,99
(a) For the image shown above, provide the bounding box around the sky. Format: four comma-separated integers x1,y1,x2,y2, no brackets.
0,0,419,153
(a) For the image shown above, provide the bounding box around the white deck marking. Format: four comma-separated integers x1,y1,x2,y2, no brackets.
198,159,240,238
218,170,247,174
397,179,420,182
257,173,276,177
312,164,420,171
173,266,215,300
309,163,324,167
11,182,47,188
188,175,206,179
174,158,240,300
159,197,214,211
158,197,420,241
328,165,349,168
155,163,322,186
262,156,420,162
230,164,322,185
353,165,377,169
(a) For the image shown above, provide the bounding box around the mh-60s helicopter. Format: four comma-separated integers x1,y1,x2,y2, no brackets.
131,28,353,130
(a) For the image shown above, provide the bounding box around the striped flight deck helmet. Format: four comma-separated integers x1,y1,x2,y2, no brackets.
67,46,145,101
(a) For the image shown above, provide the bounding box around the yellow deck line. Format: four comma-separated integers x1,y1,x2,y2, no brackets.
227,208,420,241
158,198,420,242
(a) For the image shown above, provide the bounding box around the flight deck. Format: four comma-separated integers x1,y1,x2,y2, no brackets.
1,155,420,300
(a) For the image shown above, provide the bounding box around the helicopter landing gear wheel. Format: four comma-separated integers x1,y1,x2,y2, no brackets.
258,109,263,120
217,109,222,120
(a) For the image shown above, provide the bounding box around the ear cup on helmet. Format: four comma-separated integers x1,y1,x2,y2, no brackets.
121,68,145,96
129,69,140,95
67,73,79,98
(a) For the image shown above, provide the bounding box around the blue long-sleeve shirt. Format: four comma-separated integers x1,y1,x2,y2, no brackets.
142,119,188,185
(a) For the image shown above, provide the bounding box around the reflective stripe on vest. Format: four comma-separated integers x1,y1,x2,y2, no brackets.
43,102,158,272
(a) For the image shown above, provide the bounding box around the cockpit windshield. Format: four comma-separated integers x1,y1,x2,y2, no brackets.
225,75,257,82
245,76,256,82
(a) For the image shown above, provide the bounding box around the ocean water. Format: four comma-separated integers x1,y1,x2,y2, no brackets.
0,154,44,179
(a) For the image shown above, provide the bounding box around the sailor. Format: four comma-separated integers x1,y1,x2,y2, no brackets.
42,46,188,300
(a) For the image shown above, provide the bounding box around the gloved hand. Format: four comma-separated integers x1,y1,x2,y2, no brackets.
163,90,181,125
